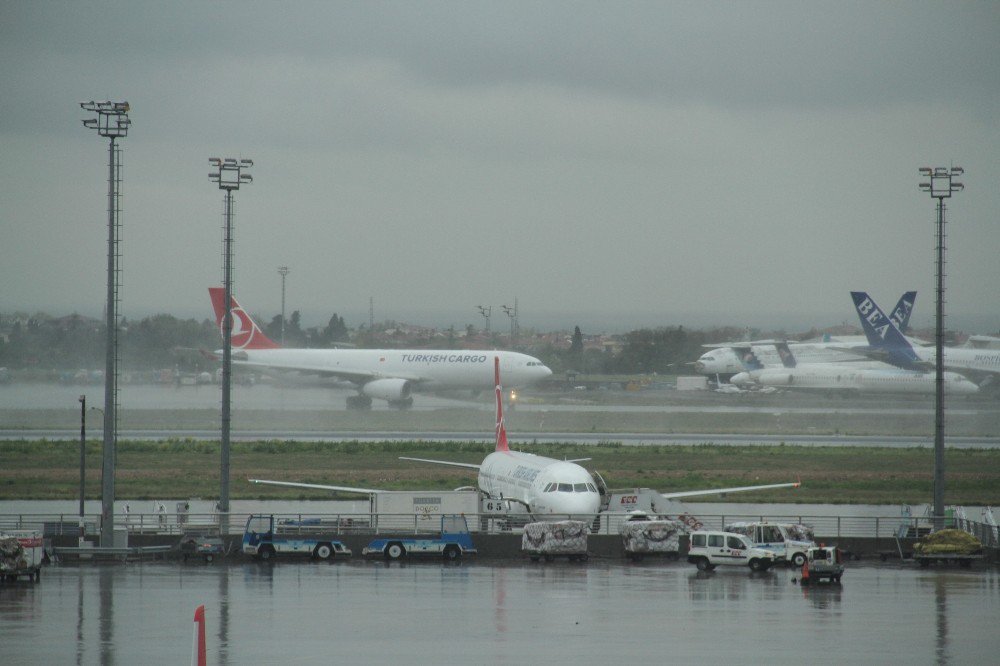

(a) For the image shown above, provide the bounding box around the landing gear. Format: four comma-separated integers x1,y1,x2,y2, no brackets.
346,395,373,410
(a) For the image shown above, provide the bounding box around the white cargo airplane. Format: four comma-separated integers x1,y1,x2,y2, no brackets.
250,358,802,521
208,287,552,409
730,342,978,395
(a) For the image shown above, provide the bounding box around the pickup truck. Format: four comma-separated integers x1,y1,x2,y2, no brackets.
363,514,476,561
242,515,352,561
687,530,778,572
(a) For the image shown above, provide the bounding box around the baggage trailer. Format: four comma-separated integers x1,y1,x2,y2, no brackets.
242,515,352,561
362,514,476,561
0,530,44,583
522,520,589,562
621,516,684,562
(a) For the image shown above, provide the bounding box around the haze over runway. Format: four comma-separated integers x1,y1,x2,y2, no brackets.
1,2,998,333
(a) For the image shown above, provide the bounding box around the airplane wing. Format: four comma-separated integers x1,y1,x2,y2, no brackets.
398,456,481,470
659,480,800,500
249,478,386,494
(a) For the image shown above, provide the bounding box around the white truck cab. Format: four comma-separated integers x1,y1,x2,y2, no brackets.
687,530,778,572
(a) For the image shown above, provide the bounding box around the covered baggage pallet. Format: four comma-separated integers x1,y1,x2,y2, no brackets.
621,519,683,562
522,520,589,562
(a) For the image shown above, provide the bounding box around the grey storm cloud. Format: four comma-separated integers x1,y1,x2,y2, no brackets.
1,1,998,333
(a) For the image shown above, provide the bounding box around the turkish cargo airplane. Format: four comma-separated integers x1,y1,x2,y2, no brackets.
852,291,1000,389
250,358,801,521
208,287,552,409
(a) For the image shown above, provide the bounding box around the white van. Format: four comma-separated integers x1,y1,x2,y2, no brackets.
724,522,815,567
687,530,778,572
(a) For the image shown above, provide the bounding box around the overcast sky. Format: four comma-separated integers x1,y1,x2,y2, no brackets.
1,1,997,334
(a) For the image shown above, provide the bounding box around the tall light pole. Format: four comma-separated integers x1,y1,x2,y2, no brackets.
919,166,963,525
278,266,290,345
80,100,130,547
502,299,519,346
78,395,86,546
209,157,253,522
477,305,492,337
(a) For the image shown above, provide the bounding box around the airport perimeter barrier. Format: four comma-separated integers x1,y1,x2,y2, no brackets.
2,512,997,549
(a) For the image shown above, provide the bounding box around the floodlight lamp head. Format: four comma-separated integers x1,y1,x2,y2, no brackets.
209,158,222,166
951,167,964,175
240,174,252,182
952,182,964,191
240,159,253,167
919,167,933,175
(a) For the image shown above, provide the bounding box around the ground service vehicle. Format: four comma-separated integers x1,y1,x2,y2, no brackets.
687,530,778,572
0,530,43,583
362,514,476,561
242,515,352,561
799,545,845,584
724,521,815,567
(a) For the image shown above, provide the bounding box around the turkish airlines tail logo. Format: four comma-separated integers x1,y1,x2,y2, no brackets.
494,356,509,452
208,287,281,350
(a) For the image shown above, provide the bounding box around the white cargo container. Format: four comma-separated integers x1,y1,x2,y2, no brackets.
676,376,708,391
370,490,481,532
522,520,589,562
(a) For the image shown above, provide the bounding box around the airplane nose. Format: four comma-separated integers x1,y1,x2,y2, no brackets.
540,365,553,378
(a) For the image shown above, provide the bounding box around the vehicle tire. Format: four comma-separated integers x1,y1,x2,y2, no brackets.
695,558,711,571
529,555,540,562
204,554,214,563
919,558,930,568
544,554,554,562
629,553,644,563
749,558,764,572
443,545,461,561
579,553,589,562
386,543,405,560
959,559,971,568
258,546,275,561
791,552,807,568
314,543,333,560
833,574,842,583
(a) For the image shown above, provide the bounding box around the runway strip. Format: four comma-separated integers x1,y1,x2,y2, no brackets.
2,428,998,448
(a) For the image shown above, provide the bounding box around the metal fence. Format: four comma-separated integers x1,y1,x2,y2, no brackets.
2,511,997,549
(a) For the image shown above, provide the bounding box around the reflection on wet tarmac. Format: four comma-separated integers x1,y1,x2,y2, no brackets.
2,561,997,664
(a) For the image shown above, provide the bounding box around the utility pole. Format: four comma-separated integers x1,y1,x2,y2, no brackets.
209,157,253,525
918,166,963,526
278,266,290,345
80,100,130,547
477,305,492,337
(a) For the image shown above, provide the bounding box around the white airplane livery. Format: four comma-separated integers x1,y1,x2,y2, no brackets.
251,358,802,521
209,288,552,408
730,342,978,395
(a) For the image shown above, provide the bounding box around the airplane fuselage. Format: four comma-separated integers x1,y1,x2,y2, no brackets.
733,365,978,394
478,450,601,520
226,348,552,391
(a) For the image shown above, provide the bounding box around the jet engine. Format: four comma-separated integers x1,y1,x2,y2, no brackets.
361,378,412,402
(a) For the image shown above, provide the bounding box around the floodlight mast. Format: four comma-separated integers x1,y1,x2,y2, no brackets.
209,157,253,521
918,166,963,527
278,266,290,345
80,100,130,548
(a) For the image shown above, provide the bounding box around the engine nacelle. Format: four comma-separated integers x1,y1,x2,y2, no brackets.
361,378,412,402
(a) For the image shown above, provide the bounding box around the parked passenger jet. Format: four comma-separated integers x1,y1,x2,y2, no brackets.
730,342,978,395
250,358,801,521
208,288,552,409
693,292,918,379
852,291,1000,389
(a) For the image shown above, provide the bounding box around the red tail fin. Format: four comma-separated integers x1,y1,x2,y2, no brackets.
207,287,281,350
494,356,509,452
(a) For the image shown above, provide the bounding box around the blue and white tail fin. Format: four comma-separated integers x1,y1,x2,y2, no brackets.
851,291,921,369
888,291,917,334
731,345,764,371
775,342,797,368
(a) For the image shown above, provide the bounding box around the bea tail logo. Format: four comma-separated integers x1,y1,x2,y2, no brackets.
223,306,257,349
856,296,890,339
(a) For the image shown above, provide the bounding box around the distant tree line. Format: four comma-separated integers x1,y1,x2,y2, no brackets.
0,310,775,376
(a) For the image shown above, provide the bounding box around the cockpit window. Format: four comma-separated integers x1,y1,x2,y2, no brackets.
543,483,555,492
557,483,573,492
587,483,597,493
573,483,588,492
